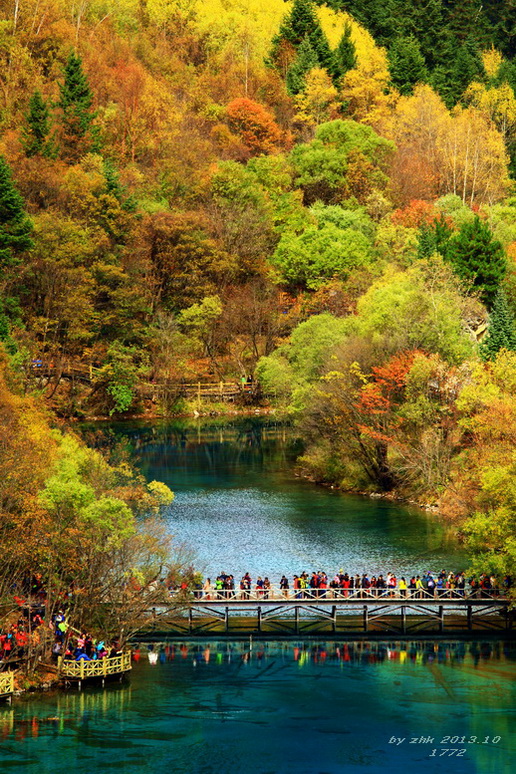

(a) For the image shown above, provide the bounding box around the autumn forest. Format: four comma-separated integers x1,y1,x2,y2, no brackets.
1,0,516,637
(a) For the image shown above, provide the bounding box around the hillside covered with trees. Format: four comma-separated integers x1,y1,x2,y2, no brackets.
0,0,515,581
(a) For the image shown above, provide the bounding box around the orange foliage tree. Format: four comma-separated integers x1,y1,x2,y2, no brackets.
225,97,284,157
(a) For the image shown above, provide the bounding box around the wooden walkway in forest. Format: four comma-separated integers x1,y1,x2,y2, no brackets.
28,363,249,401
148,591,514,638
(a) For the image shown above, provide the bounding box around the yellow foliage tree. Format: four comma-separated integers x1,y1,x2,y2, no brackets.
390,84,510,205
437,106,510,205
339,28,398,129
293,67,339,135
466,80,516,147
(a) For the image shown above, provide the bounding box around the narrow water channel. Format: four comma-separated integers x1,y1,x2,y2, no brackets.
1,418,514,774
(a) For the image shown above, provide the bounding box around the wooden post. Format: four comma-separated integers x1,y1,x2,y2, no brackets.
197,382,201,404
467,604,473,631
295,605,299,635
189,607,193,634
438,605,444,633
401,605,406,634
219,381,223,397
363,605,368,633
331,605,337,633
225,606,229,633
257,606,262,633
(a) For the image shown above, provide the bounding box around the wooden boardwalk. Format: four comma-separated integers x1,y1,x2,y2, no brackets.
29,363,249,402
58,651,132,689
149,590,514,639
0,672,14,702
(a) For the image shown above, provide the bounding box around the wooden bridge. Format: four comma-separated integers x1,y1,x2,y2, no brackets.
147,589,514,639
28,362,250,402
58,651,132,690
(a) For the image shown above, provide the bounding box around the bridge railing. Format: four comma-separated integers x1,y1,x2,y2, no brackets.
0,672,14,697
58,651,132,680
172,586,506,603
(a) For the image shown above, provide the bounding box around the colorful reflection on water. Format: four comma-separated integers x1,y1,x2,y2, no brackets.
1,640,514,773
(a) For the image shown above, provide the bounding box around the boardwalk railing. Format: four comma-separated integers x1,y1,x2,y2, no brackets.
58,651,132,682
174,586,506,603
0,672,14,698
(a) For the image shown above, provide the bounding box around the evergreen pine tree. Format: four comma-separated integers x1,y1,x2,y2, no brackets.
430,36,484,107
270,0,332,74
286,37,319,96
338,0,397,47
480,288,516,360
417,223,437,260
22,91,56,158
0,156,33,278
446,216,506,308
445,0,488,46
58,51,98,161
408,0,447,70
450,38,485,104
103,160,137,213
279,0,319,45
331,23,357,85
417,215,453,259
388,36,428,95
0,156,33,340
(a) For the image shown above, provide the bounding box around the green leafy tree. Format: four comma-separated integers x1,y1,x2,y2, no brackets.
331,23,357,85
22,91,56,158
271,221,373,290
290,120,394,205
480,289,516,360
388,36,428,95
286,37,319,96
58,51,98,161
446,216,506,307
95,341,145,415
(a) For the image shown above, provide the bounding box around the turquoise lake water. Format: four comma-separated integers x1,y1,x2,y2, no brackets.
96,418,468,581
1,640,514,773
1,418,513,773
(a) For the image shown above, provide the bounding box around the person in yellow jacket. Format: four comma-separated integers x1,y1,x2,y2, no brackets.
399,577,408,597
415,575,424,598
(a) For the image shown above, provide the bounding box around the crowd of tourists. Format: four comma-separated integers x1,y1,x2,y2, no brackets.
0,604,121,666
0,605,46,663
51,611,121,662
192,570,512,599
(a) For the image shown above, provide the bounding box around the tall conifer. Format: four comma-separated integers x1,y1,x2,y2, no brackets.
331,23,357,85
286,38,319,96
480,288,516,360
0,156,33,339
270,0,332,75
0,156,33,277
22,91,56,158
58,51,98,161
388,36,428,94
446,216,506,308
